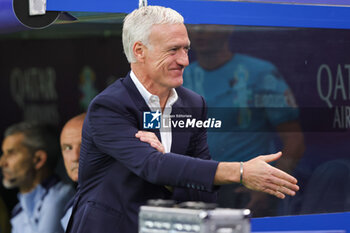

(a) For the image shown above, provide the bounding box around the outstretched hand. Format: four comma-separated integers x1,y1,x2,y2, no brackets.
242,152,299,199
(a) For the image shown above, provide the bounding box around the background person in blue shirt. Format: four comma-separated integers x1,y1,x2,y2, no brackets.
183,24,305,216
59,113,85,230
0,122,75,233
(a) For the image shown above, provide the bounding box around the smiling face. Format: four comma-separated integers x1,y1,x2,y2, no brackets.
0,133,36,191
141,23,190,91
60,116,84,182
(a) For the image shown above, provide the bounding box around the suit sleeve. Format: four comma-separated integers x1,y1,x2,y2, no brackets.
88,94,219,193
172,95,219,202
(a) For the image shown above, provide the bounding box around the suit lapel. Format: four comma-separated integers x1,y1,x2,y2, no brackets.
122,73,161,140
122,73,150,111
170,94,191,154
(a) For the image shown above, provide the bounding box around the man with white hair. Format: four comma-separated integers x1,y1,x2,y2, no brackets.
66,6,299,233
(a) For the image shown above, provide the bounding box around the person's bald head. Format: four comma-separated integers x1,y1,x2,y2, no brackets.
60,113,86,182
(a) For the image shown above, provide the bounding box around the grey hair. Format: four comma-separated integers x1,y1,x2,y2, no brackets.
4,122,60,169
122,5,184,63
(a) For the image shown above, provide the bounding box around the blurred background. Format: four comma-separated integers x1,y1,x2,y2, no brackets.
1,0,350,221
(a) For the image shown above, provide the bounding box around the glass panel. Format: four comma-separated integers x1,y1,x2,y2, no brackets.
184,24,350,217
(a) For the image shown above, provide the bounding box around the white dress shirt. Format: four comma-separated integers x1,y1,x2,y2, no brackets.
130,71,178,153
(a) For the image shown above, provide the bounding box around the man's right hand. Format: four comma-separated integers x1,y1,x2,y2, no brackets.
135,131,165,154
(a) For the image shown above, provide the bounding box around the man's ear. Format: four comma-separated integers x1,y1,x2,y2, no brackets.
133,41,146,62
33,150,48,170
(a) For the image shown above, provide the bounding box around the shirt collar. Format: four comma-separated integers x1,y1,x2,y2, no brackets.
18,184,44,215
166,87,178,108
130,70,178,109
17,175,60,215
130,71,153,105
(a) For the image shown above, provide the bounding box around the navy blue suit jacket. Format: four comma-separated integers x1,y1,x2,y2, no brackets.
66,74,219,233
